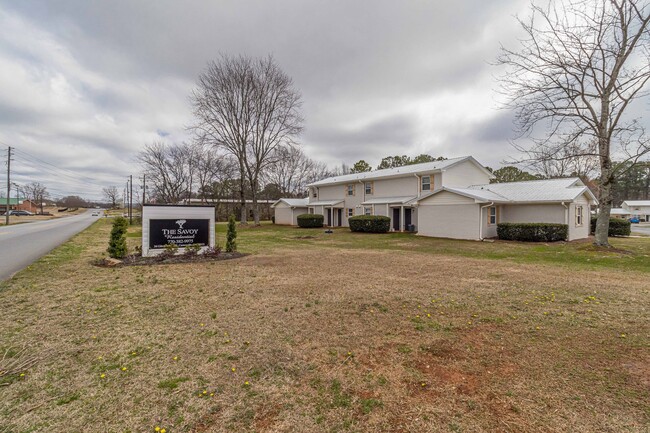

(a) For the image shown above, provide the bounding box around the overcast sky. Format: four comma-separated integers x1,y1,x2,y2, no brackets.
0,0,534,200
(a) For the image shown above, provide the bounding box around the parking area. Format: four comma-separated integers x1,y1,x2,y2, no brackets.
631,223,650,236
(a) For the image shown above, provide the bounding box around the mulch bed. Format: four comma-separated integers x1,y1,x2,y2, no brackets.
93,252,248,268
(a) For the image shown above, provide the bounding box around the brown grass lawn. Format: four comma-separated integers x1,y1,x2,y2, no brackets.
0,221,649,432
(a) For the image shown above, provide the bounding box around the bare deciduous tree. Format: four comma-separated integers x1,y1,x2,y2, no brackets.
191,54,303,225
264,146,319,197
20,182,48,214
498,0,650,246
102,186,121,208
137,142,193,204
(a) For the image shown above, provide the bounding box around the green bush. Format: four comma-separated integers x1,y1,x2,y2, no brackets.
107,216,128,258
590,217,631,237
348,215,391,233
297,214,324,228
497,222,568,242
226,214,237,252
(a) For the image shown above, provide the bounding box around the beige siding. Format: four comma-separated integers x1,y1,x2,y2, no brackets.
500,204,565,224
421,190,476,205
568,194,591,241
441,160,492,188
372,176,418,197
481,205,500,239
273,205,308,225
274,206,293,225
418,203,480,239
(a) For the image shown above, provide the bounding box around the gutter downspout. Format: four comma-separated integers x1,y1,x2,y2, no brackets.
479,202,494,241
561,202,569,241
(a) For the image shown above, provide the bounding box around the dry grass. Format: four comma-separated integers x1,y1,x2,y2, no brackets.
0,220,648,432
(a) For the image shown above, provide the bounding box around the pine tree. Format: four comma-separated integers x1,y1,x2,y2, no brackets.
225,214,237,252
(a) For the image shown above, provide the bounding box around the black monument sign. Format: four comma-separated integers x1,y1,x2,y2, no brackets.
149,219,210,249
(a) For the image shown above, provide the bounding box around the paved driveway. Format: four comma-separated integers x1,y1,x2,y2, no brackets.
631,223,650,236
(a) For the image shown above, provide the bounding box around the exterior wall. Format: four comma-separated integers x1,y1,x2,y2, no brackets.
568,194,591,241
500,204,565,224
273,204,308,226
417,203,481,240
273,204,293,225
441,160,492,188
372,176,418,197
480,205,501,239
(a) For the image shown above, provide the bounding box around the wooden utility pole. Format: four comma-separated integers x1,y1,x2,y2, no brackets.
5,146,11,225
129,174,133,224
141,174,146,205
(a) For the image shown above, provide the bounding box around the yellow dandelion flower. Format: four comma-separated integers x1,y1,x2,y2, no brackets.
427,314,431,318
421,382,426,387
535,326,540,330
244,381,250,386
210,392,215,396
19,373,25,377
161,429,166,433
98,356,103,360
231,367,236,372
620,333,626,338
202,390,207,394
100,373,106,379
132,352,137,356
173,356,178,361
200,323,205,327
155,427,160,432
121,367,127,371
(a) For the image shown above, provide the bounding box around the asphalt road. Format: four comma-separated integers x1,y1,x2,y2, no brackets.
0,210,102,280
631,223,650,236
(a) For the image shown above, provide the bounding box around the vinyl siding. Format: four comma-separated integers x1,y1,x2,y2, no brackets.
441,160,492,188
568,194,590,240
500,204,565,224
373,176,418,197
417,203,480,240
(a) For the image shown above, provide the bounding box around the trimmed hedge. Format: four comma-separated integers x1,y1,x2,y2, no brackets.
497,222,568,242
297,213,324,228
348,215,391,233
590,217,631,237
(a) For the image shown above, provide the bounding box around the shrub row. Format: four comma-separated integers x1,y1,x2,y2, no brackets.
590,217,631,237
497,222,568,242
348,215,391,233
297,214,324,228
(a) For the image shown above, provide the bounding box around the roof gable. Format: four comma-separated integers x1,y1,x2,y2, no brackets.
307,156,491,187
416,178,598,205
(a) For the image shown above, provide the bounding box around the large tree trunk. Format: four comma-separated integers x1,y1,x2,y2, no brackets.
595,148,613,247
238,159,247,225
251,178,260,226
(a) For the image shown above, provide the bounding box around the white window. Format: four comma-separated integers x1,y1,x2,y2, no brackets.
308,208,314,214
364,207,372,216
312,188,317,198
347,184,355,196
421,175,431,191
364,182,373,195
576,206,583,226
347,208,354,218
488,206,497,225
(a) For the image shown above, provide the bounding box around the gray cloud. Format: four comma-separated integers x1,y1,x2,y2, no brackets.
0,0,544,199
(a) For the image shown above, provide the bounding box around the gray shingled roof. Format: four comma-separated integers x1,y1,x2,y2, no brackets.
623,200,650,207
419,178,598,204
307,156,492,187
272,198,309,207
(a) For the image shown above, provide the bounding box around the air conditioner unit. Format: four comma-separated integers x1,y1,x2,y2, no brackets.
406,224,416,232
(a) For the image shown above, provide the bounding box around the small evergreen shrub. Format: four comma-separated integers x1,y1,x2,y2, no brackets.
226,214,237,252
297,214,324,228
590,217,631,237
107,216,128,258
497,223,568,242
348,215,391,233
